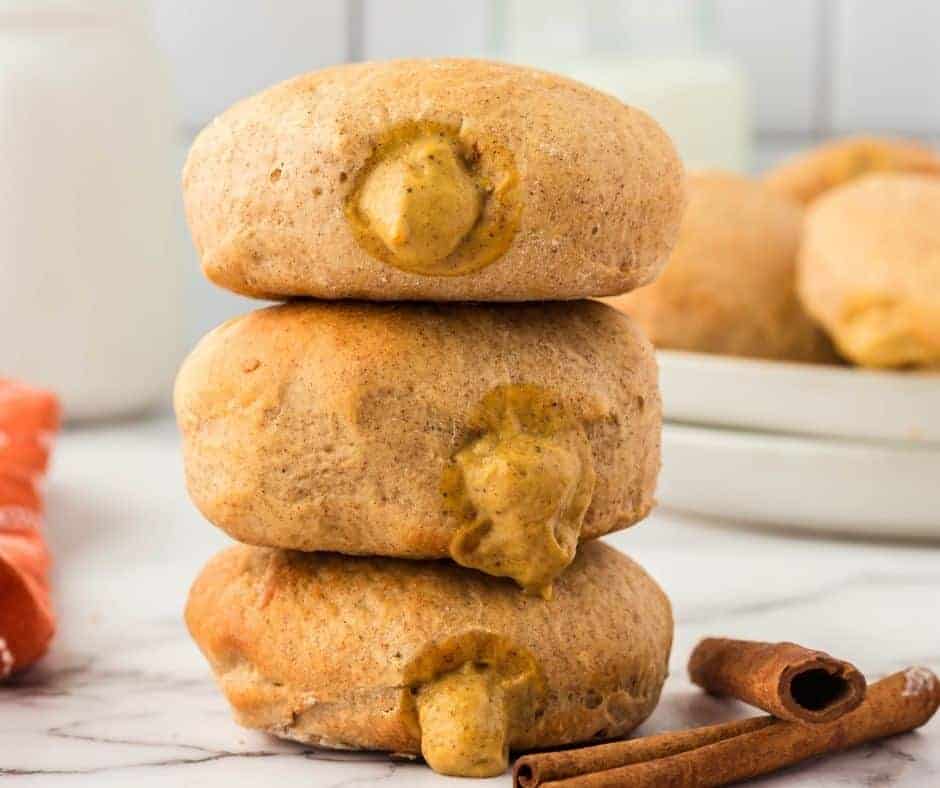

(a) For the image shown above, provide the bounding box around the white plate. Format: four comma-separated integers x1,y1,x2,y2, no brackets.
659,423,940,539
658,350,940,445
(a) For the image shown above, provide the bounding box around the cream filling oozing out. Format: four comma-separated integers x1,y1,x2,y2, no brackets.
344,121,521,277
407,633,545,778
443,385,596,597
357,137,481,269
839,294,940,367
416,662,511,778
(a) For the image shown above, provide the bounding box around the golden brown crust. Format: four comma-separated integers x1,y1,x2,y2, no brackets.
174,301,661,586
182,58,685,301
798,174,940,368
608,171,839,363
764,135,940,206
184,541,673,754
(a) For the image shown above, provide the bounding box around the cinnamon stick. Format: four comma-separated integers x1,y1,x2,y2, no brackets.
513,716,772,788
689,637,866,723
518,667,938,788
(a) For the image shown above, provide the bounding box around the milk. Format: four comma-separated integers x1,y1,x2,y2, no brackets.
492,0,753,171
0,1,183,420
550,54,751,172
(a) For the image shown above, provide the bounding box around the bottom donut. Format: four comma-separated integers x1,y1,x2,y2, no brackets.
185,541,673,777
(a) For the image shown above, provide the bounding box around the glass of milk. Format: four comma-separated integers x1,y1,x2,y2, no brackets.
0,0,184,421
490,0,752,172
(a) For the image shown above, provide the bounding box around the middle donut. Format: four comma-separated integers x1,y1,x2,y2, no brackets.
175,300,660,597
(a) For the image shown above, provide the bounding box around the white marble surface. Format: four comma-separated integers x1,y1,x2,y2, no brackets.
2,419,938,786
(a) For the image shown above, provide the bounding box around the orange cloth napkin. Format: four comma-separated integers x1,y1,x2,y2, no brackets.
0,379,59,679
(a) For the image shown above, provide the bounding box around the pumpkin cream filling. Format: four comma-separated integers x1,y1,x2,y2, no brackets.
345,121,521,277
407,633,545,778
416,662,511,777
442,385,596,597
357,136,481,268
839,294,939,367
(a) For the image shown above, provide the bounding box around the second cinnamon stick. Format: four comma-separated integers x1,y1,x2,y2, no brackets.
513,716,772,788
688,637,867,723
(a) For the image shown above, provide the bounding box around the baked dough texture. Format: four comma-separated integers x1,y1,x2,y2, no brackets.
182,58,685,301
799,174,940,368
608,171,838,363
764,135,940,205
185,541,673,776
174,300,661,595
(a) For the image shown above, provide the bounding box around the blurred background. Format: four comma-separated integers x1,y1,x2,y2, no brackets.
2,0,939,419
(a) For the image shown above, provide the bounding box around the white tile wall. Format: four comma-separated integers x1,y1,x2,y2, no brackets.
713,0,821,134
151,0,348,131
361,0,489,60
831,0,940,133
152,1,940,138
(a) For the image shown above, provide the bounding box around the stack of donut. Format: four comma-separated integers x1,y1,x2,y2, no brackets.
175,59,685,778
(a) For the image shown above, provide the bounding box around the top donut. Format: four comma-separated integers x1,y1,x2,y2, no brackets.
183,58,685,301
